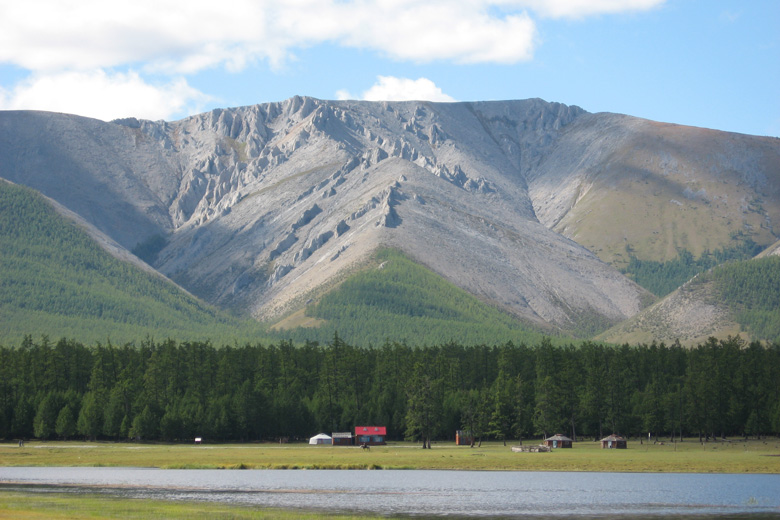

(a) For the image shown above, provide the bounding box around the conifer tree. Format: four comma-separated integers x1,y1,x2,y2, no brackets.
55,404,77,440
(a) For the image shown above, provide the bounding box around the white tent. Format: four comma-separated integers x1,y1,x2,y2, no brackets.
309,433,332,445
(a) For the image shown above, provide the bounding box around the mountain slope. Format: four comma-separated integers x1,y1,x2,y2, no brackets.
757,239,780,258
621,240,765,298
1,97,777,340
0,111,176,249
530,115,780,266
0,180,263,345
272,248,562,345
598,254,780,345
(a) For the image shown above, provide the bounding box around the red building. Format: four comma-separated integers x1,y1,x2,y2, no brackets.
355,426,387,445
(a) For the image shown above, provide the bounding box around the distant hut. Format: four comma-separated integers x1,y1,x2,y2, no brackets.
600,434,627,449
543,433,573,448
309,433,332,445
355,426,387,446
332,432,354,446
456,430,474,446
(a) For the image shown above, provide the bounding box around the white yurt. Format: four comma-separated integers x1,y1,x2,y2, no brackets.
309,433,332,445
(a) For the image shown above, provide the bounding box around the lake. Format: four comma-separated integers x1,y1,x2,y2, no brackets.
1,467,779,518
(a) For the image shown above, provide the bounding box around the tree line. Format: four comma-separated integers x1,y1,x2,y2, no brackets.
1,335,779,444
623,239,764,297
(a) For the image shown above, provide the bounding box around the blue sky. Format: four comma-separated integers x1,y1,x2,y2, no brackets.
1,0,777,136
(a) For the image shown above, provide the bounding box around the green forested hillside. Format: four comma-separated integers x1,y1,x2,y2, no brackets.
274,248,560,346
0,181,266,345
710,256,780,343
622,240,764,297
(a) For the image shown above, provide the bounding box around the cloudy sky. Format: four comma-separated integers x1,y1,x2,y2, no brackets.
0,0,777,136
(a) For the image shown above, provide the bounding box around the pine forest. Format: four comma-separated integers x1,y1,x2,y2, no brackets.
1,335,778,444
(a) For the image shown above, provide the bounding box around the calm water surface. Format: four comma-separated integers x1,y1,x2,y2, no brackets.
1,467,779,518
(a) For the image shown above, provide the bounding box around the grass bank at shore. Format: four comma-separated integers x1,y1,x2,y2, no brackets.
2,438,779,473
0,491,380,520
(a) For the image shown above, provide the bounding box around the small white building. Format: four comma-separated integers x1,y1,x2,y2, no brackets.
309,433,332,445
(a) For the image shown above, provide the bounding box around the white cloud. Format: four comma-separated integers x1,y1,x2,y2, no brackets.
334,3,537,64
0,0,665,119
340,77,456,102
0,70,212,121
0,1,276,72
0,1,665,74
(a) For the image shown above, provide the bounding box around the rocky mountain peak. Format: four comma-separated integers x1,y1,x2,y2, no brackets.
2,97,777,336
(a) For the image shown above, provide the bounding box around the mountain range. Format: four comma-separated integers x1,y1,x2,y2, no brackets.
1,97,778,345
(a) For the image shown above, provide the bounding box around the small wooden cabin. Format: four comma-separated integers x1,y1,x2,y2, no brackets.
600,434,627,449
332,432,354,446
543,433,573,448
355,426,387,446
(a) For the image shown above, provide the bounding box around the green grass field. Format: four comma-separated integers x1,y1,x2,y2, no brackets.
2,438,779,473
0,491,379,520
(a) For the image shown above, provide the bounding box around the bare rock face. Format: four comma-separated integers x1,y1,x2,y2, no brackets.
1,97,777,335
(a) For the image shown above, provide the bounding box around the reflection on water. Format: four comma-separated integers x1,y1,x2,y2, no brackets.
1,468,779,518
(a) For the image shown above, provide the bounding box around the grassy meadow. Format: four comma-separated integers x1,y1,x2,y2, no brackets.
2,438,779,473
0,491,380,520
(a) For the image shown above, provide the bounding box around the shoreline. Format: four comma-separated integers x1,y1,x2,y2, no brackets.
2,438,779,474
2,468,779,520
